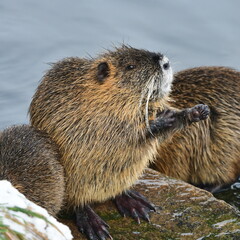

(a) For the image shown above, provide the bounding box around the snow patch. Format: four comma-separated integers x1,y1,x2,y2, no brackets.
0,180,73,240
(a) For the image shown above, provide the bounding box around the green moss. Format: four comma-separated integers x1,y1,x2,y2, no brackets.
97,210,123,221
7,206,49,222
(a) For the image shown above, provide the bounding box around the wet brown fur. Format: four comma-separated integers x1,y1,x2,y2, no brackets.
29,46,200,209
0,125,65,216
151,67,240,187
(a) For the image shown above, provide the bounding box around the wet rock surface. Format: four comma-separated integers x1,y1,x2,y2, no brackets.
60,169,240,240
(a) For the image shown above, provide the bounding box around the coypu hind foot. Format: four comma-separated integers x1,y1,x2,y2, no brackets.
76,205,112,240
114,190,156,224
76,191,156,239
192,182,232,193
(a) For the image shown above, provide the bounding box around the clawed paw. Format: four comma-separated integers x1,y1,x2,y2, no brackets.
157,109,176,127
76,206,113,240
188,104,210,122
149,109,176,135
114,190,156,224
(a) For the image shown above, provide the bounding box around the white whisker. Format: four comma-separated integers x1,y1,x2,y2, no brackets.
138,75,154,108
145,76,155,133
138,72,161,134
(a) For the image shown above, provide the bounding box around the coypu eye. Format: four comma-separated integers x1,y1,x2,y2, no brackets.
126,65,136,70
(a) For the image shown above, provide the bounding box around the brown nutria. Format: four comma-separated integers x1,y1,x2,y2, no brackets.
151,66,240,193
0,125,65,216
29,45,210,239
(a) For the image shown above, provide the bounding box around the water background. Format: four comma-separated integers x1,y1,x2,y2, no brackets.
1,0,240,207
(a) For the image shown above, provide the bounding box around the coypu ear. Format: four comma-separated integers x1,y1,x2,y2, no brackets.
97,62,109,83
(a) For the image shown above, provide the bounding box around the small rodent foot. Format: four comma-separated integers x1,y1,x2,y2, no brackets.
188,104,210,122
76,205,113,240
150,109,176,134
113,190,156,224
194,182,232,194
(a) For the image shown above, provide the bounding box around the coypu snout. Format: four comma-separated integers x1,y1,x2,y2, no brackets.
152,55,173,99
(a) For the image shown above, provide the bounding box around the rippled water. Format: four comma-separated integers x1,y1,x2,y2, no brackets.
1,0,240,207
214,179,240,210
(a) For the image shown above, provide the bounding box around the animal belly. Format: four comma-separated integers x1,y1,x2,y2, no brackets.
65,153,154,207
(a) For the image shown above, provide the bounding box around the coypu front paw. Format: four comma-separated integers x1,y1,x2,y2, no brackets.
187,104,210,122
113,190,156,224
149,109,176,135
76,205,113,240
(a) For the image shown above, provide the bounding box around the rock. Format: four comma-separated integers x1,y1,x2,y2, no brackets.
2,169,239,240
60,169,240,240
0,180,73,240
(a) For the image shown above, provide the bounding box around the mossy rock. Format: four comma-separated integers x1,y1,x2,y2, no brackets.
60,169,240,240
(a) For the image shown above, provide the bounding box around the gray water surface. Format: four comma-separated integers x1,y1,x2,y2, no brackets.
1,0,240,208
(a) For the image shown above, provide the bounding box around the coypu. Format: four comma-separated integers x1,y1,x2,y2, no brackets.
29,46,210,239
151,66,240,193
0,125,65,216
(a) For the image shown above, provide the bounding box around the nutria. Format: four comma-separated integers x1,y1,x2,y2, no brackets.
151,66,240,193
0,125,65,216
29,46,210,239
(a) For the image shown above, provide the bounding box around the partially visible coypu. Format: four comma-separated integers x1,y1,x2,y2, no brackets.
29,46,210,239
0,125,65,216
151,67,240,193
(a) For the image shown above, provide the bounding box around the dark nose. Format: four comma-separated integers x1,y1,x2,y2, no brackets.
163,62,170,70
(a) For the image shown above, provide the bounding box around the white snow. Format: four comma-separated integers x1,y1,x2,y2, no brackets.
0,180,73,240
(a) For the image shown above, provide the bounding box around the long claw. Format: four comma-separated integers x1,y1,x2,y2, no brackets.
131,208,141,224
138,207,150,222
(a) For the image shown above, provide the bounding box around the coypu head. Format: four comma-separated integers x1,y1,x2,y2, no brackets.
95,45,173,100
